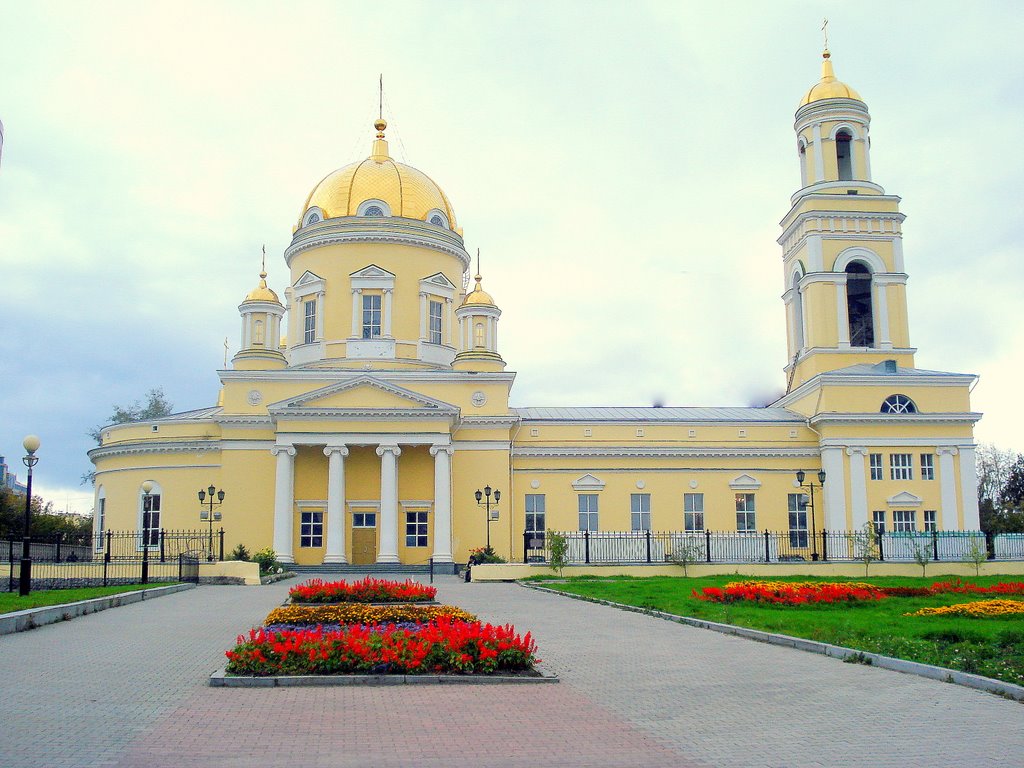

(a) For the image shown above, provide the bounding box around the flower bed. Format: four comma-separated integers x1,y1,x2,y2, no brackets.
929,580,1024,596
265,603,477,627
225,617,538,676
695,580,886,605
906,599,1024,618
288,577,437,604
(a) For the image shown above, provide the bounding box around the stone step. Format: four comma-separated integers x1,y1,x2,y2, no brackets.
288,563,459,576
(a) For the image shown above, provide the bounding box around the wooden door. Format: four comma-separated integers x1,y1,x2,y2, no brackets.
351,527,377,565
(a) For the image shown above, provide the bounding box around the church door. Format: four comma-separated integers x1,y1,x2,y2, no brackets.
351,509,378,565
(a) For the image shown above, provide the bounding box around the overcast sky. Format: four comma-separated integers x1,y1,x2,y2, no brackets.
2,1,1022,516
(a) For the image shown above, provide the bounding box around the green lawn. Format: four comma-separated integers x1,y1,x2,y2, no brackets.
0,584,172,614
532,574,1024,687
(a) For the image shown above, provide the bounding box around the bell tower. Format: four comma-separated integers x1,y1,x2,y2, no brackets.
780,46,915,391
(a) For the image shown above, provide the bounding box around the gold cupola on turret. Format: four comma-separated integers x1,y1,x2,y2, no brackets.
233,248,287,371
453,255,504,372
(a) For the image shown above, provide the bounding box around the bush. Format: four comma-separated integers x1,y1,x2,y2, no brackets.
229,543,251,562
253,547,278,575
468,546,506,565
548,531,569,577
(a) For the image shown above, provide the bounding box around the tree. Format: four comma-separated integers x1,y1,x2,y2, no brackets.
977,445,1024,534
976,443,1015,508
854,521,880,577
547,530,569,577
82,388,173,484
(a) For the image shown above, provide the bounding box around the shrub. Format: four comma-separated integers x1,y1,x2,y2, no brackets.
253,547,278,575
468,546,506,565
289,577,436,604
548,530,569,577
229,543,251,562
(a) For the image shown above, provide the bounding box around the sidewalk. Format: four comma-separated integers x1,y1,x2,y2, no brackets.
0,575,1020,767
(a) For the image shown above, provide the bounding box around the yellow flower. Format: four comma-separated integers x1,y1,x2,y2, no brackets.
905,599,1024,618
264,603,476,626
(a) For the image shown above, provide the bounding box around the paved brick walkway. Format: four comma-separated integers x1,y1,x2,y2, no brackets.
1,576,1021,767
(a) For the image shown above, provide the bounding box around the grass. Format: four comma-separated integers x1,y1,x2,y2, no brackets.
532,574,1024,687
0,584,172,614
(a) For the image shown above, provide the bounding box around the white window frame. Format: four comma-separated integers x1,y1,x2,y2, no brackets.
788,493,808,548
893,509,916,533
352,511,377,528
299,510,324,548
684,493,704,532
525,494,546,537
630,493,651,532
362,293,382,339
95,488,106,550
920,453,935,481
428,300,443,345
138,482,162,549
924,510,937,532
405,510,429,548
303,298,317,344
869,453,883,481
578,494,599,531
890,453,913,481
872,510,886,534
735,493,756,532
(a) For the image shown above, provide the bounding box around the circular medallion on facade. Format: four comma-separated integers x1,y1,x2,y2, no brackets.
636,480,645,489
689,480,699,489
471,390,487,407
530,480,540,489
247,389,263,406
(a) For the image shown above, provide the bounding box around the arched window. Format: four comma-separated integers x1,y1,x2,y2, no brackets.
836,130,853,181
881,394,917,414
138,481,162,548
254,319,265,345
474,321,485,348
363,205,384,217
845,262,874,347
95,486,106,550
430,215,445,226
305,212,320,226
792,271,805,351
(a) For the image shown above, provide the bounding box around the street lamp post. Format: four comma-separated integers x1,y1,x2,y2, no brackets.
18,435,40,597
141,481,153,584
473,485,501,550
197,485,225,561
796,469,827,561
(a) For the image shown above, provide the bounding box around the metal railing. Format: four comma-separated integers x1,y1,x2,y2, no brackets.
523,529,1023,565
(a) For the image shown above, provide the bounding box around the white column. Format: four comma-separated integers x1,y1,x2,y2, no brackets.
240,314,249,350
323,446,349,563
316,291,325,341
486,315,494,350
862,127,872,181
419,292,427,340
429,445,454,563
820,446,847,530
958,446,980,530
271,445,296,564
383,288,393,338
874,281,892,349
376,445,401,563
846,447,869,530
445,298,453,346
937,447,958,531
812,123,825,182
836,279,850,348
351,289,361,337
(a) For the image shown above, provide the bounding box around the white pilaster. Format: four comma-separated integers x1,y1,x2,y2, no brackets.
874,282,892,349
846,447,868,530
271,445,296,564
812,123,825,182
419,292,427,340
383,288,393,338
862,127,872,181
958,446,980,530
445,298,453,346
820,447,847,530
323,446,349,563
835,278,850,348
937,447,958,531
351,289,361,337
316,291,325,341
376,445,401,563
429,445,454,563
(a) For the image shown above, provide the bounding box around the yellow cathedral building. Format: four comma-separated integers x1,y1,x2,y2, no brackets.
89,48,981,567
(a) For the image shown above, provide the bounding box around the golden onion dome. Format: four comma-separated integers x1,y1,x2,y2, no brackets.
244,270,280,304
298,119,458,230
799,50,862,107
461,273,496,307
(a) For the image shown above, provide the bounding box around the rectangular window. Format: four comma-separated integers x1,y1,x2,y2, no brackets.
96,497,106,549
890,453,913,481
429,300,443,345
362,294,382,339
872,510,886,534
578,494,599,531
735,493,756,532
683,493,704,532
141,493,161,547
630,493,651,531
303,299,317,344
525,494,546,541
893,510,916,533
300,511,323,547
353,512,377,528
405,510,428,547
920,453,935,481
924,510,937,532
869,453,883,481
788,493,808,548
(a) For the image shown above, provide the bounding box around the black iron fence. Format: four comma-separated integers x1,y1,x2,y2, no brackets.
2,529,223,592
524,530,1024,565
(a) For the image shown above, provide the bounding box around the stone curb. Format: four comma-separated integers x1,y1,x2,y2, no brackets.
0,583,196,636
209,666,559,687
521,582,1024,703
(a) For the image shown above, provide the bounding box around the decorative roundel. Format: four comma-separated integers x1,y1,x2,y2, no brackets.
689,480,699,489
881,394,916,414
530,480,541,489
636,480,646,489
363,205,385,217
471,391,487,407
430,215,445,226
247,389,263,406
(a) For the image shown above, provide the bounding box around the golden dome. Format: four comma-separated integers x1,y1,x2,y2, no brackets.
461,273,496,307
799,50,862,107
244,270,280,303
299,120,458,230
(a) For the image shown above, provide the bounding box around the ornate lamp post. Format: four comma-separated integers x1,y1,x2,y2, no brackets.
141,481,154,583
18,435,40,596
198,484,225,561
474,485,501,550
796,469,826,561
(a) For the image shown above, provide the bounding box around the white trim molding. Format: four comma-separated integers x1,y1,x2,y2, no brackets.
571,473,606,491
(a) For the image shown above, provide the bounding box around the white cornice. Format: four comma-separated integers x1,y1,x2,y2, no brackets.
458,416,520,428
512,446,820,459
89,440,220,461
820,437,976,449
809,412,982,426
269,375,459,412
218,369,516,384
272,408,458,422
779,208,905,245
285,218,471,269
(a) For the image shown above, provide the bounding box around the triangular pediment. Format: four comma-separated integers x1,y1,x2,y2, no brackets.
571,473,605,491
422,272,456,290
295,270,324,287
887,491,923,507
729,473,762,490
350,264,395,279
269,376,458,414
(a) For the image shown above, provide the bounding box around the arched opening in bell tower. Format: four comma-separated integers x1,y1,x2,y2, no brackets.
845,262,875,347
836,130,853,180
